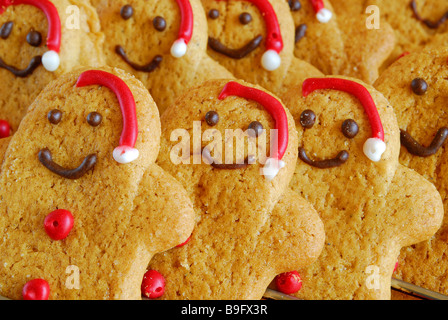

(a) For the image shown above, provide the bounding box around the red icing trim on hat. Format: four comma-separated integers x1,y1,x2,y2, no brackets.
75,70,138,150
175,0,193,44
302,78,385,142
218,81,288,160
0,0,61,53
216,0,283,53
309,0,325,13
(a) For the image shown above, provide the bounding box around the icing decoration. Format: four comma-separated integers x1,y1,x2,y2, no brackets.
0,0,62,71
141,270,166,299
38,148,97,179
115,45,163,73
22,279,50,300
44,209,73,240
216,0,284,71
410,0,448,29
309,0,332,23
218,81,288,180
176,236,191,247
44,209,74,240
302,78,386,162
208,35,263,59
171,0,194,58
75,70,139,164
0,55,42,77
275,271,302,294
400,128,448,157
299,147,349,168
0,119,10,138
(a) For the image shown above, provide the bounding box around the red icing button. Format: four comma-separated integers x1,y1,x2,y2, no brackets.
22,279,50,300
44,209,74,240
141,270,165,299
275,271,302,294
176,236,191,247
0,119,10,138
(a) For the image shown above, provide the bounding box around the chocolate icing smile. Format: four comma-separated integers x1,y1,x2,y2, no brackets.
38,148,97,179
299,147,349,168
115,45,162,73
208,35,263,59
0,55,42,77
400,128,448,157
410,0,448,29
202,147,251,170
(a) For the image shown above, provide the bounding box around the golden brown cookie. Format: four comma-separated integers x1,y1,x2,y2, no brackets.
92,0,234,114
148,79,325,300
201,0,322,99
288,0,395,84
282,75,443,299
366,0,448,70
0,66,195,300
0,0,105,133
374,48,448,296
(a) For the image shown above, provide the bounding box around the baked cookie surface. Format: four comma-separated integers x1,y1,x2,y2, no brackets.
282,76,443,299
0,66,195,300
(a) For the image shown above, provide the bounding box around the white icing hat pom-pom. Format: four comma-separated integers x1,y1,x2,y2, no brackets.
316,8,333,23
262,157,285,181
171,39,188,58
113,146,139,164
42,50,60,72
363,138,386,162
261,49,281,71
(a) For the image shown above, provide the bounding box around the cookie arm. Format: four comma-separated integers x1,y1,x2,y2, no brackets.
386,164,443,247
132,163,195,254
0,137,11,169
263,188,325,273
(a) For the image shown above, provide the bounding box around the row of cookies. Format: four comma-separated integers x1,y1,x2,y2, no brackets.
0,0,446,300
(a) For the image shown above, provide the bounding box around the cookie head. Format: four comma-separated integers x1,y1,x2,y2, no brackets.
204,0,294,72
0,0,61,72
160,79,298,191
97,0,201,75
284,76,399,188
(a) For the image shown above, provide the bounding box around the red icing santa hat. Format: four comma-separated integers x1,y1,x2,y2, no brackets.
218,81,289,180
76,70,139,164
170,0,194,58
309,0,332,23
302,78,386,162
0,0,61,71
217,0,283,71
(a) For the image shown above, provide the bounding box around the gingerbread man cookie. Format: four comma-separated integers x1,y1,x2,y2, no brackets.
91,0,234,114
365,0,448,69
0,0,105,134
147,79,325,300
200,0,323,99
281,76,443,299
374,48,448,296
288,0,395,84
0,67,195,300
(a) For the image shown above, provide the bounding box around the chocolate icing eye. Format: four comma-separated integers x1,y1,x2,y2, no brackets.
205,111,219,126
209,9,219,19
300,110,316,129
288,0,302,11
0,21,13,39
239,12,252,25
341,119,359,139
120,4,134,20
26,30,42,47
47,109,62,124
153,16,167,32
87,112,102,127
247,121,264,137
411,78,428,95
